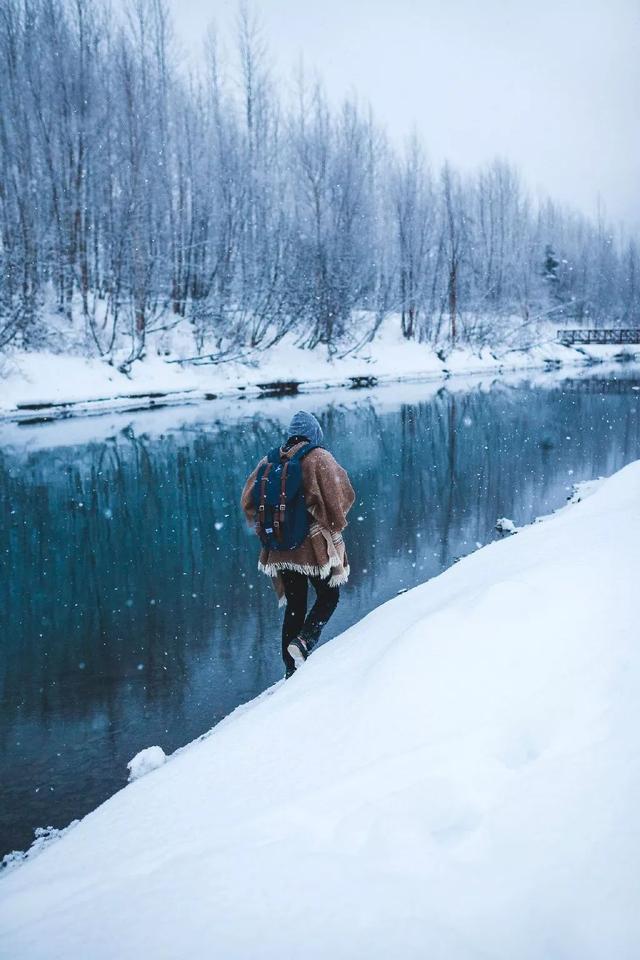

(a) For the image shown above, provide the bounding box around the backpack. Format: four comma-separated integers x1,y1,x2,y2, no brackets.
253,442,319,551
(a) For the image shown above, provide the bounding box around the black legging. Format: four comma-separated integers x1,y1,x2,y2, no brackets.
280,569,340,674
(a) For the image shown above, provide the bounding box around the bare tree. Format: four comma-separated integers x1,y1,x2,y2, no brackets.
0,0,634,362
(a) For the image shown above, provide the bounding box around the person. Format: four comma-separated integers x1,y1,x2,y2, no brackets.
241,411,355,678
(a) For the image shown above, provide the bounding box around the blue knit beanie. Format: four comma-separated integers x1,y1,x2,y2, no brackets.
287,410,324,447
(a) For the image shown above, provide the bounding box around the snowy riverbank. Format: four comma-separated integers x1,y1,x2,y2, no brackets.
2,461,638,959
2,319,638,422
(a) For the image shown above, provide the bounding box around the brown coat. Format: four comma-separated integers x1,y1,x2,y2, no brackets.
240,442,356,604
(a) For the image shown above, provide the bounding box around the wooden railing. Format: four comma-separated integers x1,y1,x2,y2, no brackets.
558,329,640,345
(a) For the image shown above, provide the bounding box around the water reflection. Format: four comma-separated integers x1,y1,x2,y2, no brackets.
1,372,639,856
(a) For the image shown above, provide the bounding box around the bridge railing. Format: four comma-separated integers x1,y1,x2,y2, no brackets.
558,329,640,345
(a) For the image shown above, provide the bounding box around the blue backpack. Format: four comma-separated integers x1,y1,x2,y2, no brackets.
253,442,319,551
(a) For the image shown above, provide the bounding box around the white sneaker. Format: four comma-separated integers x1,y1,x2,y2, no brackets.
287,637,308,669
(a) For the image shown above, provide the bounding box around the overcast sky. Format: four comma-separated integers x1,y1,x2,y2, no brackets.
168,0,640,230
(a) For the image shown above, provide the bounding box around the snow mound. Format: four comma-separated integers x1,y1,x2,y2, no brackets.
1,823,79,875
126,746,167,782
1,461,639,959
568,476,605,503
495,516,517,533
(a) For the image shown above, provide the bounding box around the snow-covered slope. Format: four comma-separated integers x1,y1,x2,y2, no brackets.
2,316,637,420
2,463,639,960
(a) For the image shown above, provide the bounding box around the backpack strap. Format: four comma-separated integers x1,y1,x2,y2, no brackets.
273,459,289,543
255,461,273,540
273,443,317,542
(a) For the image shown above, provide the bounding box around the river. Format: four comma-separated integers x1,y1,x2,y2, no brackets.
1,367,639,858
